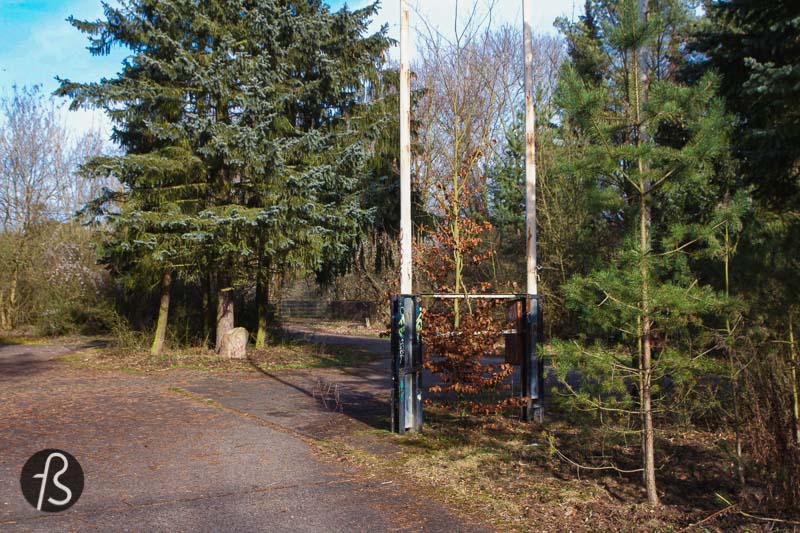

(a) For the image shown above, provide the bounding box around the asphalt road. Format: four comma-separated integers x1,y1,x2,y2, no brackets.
0,340,488,532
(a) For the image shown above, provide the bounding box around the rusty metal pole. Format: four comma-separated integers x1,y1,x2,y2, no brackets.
523,0,537,296
392,0,422,433
522,0,543,422
399,0,412,296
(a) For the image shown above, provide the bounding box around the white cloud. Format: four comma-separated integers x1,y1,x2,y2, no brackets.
0,0,122,139
58,105,113,142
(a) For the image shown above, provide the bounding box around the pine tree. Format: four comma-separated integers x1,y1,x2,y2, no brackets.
552,0,730,504
57,0,390,351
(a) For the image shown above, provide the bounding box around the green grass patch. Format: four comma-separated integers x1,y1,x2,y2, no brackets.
168,386,219,406
1,333,110,347
0,334,65,346
0,335,44,345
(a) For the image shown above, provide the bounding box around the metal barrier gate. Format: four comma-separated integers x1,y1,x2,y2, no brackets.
390,293,543,433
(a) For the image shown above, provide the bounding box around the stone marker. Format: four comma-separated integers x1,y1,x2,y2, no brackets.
218,327,249,359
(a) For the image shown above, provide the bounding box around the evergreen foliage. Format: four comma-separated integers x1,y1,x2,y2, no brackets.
692,0,800,207
57,0,391,346
692,0,800,507
551,0,732,503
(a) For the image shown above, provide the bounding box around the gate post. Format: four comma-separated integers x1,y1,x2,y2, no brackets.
391,294,423,433
522,295,544,422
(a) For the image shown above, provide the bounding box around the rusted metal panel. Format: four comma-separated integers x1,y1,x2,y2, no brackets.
505,299,525,365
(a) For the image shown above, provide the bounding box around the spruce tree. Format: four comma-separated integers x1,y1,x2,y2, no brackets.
692,0,800,207
552,0,730,504
57,1,390,351
692,0,800,504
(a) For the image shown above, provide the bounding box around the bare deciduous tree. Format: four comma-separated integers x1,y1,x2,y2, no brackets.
0,86,108,330
411,2,563,215
409,2,562,324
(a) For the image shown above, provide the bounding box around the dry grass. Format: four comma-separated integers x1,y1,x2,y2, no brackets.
59,337,375,374
318,410,625,532
285,318,386,338
249,340,375,371
315,405,781,532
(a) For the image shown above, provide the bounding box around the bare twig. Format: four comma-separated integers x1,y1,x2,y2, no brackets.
547,433,644,474
714,493,800,527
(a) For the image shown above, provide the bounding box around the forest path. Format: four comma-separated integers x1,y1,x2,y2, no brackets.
0,339,488,532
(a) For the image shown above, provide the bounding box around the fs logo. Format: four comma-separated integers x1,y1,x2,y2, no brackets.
20,449,84,512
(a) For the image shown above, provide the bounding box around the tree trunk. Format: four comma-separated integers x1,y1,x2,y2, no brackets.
5,266,18,330
216,280,235,352
202,270,214,347
255,263,270,348
790,317,800,446
452,149,463,330
0,289,7,330
724,223,746,486
150,270,173,356
640,187,658,505
636,0,658,504
642,337,658,505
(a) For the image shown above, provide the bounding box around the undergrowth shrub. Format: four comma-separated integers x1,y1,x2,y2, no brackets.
417,184,522,414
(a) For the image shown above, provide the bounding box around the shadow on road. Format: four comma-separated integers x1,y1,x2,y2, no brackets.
245,346,392,431
0,340,107,381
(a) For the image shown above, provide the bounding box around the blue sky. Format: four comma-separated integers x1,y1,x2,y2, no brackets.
0,0,126,93
0,0,575,135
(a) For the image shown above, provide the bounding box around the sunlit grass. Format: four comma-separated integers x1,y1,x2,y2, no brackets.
58,337,375,374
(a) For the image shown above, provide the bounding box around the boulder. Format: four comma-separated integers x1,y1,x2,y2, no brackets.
218,327,249,359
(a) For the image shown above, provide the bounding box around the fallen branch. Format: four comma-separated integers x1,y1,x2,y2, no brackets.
677,502,738,532
715,493,800,527
547,433,644,475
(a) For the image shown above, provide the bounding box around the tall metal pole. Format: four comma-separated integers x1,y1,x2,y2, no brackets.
392,0,421,434
522,0,543,423
523,0,538,296
399,0,413,295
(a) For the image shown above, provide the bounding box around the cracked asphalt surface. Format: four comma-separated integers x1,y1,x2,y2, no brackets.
0,340,488,532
